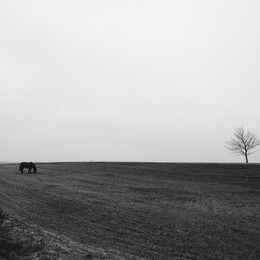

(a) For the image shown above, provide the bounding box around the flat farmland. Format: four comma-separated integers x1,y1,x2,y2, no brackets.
0,162,259,259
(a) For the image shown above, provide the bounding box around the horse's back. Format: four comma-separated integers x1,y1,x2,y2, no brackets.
20,162,29,167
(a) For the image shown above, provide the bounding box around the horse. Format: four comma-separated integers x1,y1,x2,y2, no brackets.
19,162,37,174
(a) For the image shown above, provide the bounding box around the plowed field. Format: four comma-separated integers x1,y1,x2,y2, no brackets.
0,162,259,259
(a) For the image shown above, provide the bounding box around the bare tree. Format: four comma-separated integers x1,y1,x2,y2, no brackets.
225,127,260,163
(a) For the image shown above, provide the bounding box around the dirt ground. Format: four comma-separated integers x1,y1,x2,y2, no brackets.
0,162,259,259
3,214,143,260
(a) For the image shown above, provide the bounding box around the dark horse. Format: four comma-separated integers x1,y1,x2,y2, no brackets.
19,162,37,174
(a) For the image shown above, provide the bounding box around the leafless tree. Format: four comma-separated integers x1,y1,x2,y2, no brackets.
225,127,260,163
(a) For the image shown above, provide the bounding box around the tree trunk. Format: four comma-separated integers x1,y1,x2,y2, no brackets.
245,153,248,163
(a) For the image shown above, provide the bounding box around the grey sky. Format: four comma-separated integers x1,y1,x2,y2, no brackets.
1,0,259,163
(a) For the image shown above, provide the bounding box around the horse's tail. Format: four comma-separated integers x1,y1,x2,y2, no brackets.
19,162,23,172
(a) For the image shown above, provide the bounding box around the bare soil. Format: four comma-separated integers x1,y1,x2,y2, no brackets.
2,214,141,259
0,162,259,259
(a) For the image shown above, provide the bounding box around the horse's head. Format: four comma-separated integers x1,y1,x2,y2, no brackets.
33,164,37,173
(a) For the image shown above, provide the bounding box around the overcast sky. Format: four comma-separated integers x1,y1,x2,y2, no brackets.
0,0,259,163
